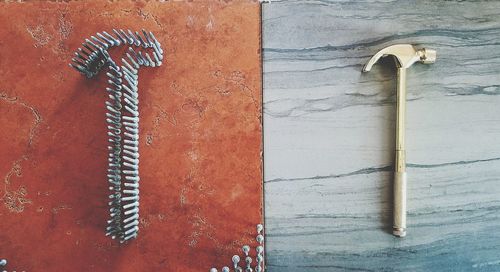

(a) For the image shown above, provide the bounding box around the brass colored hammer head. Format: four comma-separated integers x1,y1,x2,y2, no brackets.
362,44,436,71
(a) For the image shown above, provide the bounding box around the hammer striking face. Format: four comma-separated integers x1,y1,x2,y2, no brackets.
362,44,436,237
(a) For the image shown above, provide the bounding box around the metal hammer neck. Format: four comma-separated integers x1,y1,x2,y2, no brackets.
395,67,406,172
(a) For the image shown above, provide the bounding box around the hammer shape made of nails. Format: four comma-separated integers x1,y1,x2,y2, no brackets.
69,29,163,243
70,29,163,78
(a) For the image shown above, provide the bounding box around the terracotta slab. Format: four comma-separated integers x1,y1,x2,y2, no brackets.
0,1,263,271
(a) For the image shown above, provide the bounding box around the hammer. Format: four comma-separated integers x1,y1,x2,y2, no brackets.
362,44,436,237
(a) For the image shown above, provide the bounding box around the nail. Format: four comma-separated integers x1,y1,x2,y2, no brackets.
91,35,109,49
128,48,144,65
232,255,240,268
123,149,139,158
128,29,141,46
124,219,139,229
123,213,139,224
123,145,139,153
124,182,139,188
153,51,162,66
103,31,120,46
245,256,252,266
256,246,263,255
126,52,140,69
121,58,138,74
124,105,139,117
120,29,134,45
123,169,139,175
123,232,138,242
78,47,91,56
123,161,139,170
256,255,263,263
138,51,149,66
122,85,138,99
124,139,139,146
145,53,155,67
123,156,139,165
122,66,138,80
257,224,263,234
124,225,139,235
124,98,138,111
123,74,138,89
242,245,250,256
113,29,127,44
123,116,139,122
136,31,148,48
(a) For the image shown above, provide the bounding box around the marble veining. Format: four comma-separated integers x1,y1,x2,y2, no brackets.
263,1,500,271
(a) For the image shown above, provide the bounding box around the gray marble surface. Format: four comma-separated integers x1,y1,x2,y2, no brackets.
262,1,500,271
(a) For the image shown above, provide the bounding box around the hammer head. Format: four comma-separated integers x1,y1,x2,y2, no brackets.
362,44,436,72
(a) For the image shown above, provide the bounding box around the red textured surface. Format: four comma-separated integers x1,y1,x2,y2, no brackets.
0,1,262,271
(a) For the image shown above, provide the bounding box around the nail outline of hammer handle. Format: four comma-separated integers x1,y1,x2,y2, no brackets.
363,44,436,238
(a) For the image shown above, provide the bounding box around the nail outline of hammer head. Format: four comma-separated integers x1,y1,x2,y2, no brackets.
362,44,436,71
